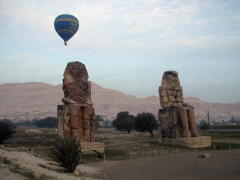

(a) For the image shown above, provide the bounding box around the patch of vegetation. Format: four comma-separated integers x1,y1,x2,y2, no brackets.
0,121,14,144
80,153,103,162
0,156,54,180
198,120,210,130
3,128,58,148
112,111,135,134
16,117,57,128
156,176,177,180
53,136,81,172
157,141,240,152
0,156,12,165
0,119,16,128
209,142,240,150
134,113,158,137
111,111,159,137
201,131,240,139
210,124,240,130
105,149,127,159
158,143,191,151
32,117,57,128
78,148,127,162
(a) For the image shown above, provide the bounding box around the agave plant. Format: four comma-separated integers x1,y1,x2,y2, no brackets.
53,135,81,172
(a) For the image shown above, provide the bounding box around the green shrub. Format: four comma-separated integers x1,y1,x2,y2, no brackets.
0,121,14,143
33,117,57,128
134,112,158,137
199,120,210,130
112,111,135,134
53,136,81,172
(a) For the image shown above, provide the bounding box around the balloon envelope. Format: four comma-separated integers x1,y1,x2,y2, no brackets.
54,14,79,45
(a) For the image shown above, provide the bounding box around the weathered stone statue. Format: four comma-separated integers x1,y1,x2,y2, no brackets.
57,61,95,142
158,71,198,138
57,61,104,153
62,62,93,105
158,71,211,148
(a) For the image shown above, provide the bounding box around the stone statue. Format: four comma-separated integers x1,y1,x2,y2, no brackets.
62,62,93,105
158,71,198,138
58,61,95,142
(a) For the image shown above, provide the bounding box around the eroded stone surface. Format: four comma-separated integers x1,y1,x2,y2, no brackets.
62,61,93,105
159,136,212,148
159,71,183,108
58,61,96,142
158,71,198,138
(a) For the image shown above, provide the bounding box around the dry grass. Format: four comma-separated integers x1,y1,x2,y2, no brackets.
2,127,240,162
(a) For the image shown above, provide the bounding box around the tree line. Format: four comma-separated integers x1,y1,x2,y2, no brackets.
0,117,57,144
112,111,159,137
15,117,57,128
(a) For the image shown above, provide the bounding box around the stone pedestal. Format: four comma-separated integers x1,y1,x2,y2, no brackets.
57,61,105,154
57,103,105,153
159,136,211,148
158,71,198,139
57,61,104,153
157,71,211,148
158,106,198,138
57,104,95,142
80,142,105,154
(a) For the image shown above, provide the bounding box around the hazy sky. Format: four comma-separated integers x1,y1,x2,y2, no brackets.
0,0,240,103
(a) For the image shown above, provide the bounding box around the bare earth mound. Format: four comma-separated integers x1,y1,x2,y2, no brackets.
0,82,240,122
0,148,98,180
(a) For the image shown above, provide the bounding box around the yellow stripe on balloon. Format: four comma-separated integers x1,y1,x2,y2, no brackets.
55,18,78,24
57,29,75,34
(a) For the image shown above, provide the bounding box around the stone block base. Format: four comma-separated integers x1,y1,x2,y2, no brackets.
80,142,105,154
159,136,211,148
57,104,95,142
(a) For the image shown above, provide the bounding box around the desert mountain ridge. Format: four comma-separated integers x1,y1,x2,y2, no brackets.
0,82,240,122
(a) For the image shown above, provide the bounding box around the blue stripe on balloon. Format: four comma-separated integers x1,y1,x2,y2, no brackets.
55,22,78,31
54,14,79,43
55,14,78,21
58,31,74,41
54,18,78,24
57,29,75,34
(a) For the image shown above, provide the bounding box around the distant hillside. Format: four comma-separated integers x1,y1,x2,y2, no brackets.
0,82,239,122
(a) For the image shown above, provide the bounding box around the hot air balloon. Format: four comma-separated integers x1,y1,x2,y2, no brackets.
54,14,79,46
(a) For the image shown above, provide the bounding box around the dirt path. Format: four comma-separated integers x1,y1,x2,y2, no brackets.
93,150,240,180
0,164,27,180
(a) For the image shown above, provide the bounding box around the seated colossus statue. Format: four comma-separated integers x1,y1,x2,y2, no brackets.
158,71,198,138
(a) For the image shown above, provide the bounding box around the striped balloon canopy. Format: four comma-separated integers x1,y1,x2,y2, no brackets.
54,14,79,46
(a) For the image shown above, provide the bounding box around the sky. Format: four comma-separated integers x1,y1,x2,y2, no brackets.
0,0,240,103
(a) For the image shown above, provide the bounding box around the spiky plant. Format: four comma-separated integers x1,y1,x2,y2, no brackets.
53,135,81,172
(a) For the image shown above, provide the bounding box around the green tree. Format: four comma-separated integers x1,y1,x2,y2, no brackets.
33,117,57,128
53,136,81,172
96,115,104,128
0,121,14,144
134,112,158,137
199,120,210,130
112,111,135,134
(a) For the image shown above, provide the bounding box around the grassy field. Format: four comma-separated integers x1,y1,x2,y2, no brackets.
2,127,240,162
210,124,240,130
201,130,240,139
3,126,58,148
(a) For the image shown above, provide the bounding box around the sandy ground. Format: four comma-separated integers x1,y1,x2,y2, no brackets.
93,150,240,180
0,164,27,180
2,129,240,180
0,148,99,180
1,148,240,180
